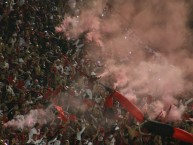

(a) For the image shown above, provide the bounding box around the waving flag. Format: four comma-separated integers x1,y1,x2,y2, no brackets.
112,91,144,123
172,128,193,144
54,105,68,123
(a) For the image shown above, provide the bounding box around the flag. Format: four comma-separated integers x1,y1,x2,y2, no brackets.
54,105,68,123
172,128,193,144
112,91,144,123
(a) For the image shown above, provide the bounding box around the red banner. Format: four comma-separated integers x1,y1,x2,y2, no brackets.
112,91,144,123
54,105,68,123
172,128,193,144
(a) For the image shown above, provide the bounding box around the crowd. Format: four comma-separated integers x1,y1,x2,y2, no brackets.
0,0,193,145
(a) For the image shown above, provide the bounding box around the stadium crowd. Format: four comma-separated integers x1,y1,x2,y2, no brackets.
0,0,193,145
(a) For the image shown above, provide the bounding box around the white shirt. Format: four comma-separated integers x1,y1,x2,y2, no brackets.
54,140,61,145
76,127,85,141
26,128,40,143
27,138,44,145
19,37,25,47
85,89,92,99
47,138,61,145
109,137,115,145
88,142,93,145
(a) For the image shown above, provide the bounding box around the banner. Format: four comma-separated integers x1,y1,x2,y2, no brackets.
172,128,193,144
112,91,144,123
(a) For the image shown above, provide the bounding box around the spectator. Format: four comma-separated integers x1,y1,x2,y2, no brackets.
26,123,41,144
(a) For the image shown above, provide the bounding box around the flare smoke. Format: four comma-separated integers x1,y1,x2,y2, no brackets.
56,0,193,121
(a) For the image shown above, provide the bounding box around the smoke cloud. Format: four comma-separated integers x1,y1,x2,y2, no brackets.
4,108,55,130
56,0,193,121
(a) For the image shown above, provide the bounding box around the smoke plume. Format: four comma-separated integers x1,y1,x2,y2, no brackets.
4,108,55,130
56,0,193,121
